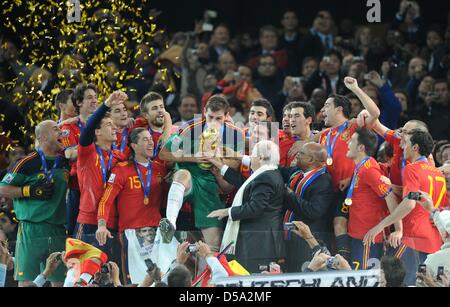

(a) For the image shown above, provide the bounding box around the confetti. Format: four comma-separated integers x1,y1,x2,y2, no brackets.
2,0,162,147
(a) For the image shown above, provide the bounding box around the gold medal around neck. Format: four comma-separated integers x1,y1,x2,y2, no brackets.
326,157,333,166
344,198,352,206
144,197,149,205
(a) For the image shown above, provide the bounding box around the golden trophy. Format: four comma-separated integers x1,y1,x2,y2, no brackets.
198,127,219,170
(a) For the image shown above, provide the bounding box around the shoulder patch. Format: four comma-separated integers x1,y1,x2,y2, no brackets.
2,173,16,184
108,173,116,183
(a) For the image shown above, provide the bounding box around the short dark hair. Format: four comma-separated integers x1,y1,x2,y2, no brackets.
73,83,97,114
140,91,164,114
55,88,75,116
127,128,147,160
380,256,406,287
289,101,315,120
355,128,378,157
205,95,229,113
167,265,192,287
282,102,293,114
329,94,351,119
259,25,278,38
302,56,318,68
409,129,434,157
251,98,275,119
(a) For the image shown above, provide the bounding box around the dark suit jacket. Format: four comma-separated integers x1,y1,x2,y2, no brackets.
224,168,286,262
280,167,334,236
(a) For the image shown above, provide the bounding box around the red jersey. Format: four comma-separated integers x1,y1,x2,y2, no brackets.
279,130,296,167
97,161,167,232
76,143,122,228
401,160,447,253
319,121,358,191
61,118,85,189
347,158,391,243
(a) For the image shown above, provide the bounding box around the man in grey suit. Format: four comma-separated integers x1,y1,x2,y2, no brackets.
208,140,286,273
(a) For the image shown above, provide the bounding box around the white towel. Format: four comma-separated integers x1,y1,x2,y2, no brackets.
220,164,277,254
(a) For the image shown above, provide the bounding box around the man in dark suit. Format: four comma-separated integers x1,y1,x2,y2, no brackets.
281,142,334,272
208,140,286,273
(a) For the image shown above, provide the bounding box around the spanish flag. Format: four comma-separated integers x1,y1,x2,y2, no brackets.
192,254,250,287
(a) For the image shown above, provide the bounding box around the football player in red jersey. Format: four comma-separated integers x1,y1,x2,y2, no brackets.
318,76,390,259
364,129,448,285
74,91,127,254
60,83,98,236
96,128,169,284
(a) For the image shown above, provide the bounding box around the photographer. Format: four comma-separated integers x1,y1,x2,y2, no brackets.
416,79,450,140
92,262,121,287
414,192,450,286
31,252,63,287
391,0,425,45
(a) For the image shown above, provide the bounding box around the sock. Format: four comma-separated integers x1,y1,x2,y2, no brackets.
166,181,186,229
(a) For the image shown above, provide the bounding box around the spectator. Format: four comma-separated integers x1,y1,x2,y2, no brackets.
379,256,406,287
247,25,288,72
175,94,200,126
304,49,347,97
208,140,286,273
253,54,284,105
299,10,335,63
209,24,233,64
301,57,319,81
280,10,302,75
391,0,425,45
418,79,450,140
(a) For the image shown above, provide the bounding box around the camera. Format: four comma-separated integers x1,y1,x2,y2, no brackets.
437,266,444,281
326,257,338,269
284,222,297,231
202,23,214,32
145,258,155,272
187,244,198,254
101,264,110,274
258,264,269,272
407,192,422,201
418,264,426,273
291,77,301,86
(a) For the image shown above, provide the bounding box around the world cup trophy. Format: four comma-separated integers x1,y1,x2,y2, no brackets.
198,127,220,170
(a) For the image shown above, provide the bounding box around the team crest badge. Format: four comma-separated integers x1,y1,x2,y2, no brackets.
62,129,70,137
340,129,351,141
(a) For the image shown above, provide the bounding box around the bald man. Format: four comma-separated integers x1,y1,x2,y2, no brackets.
280,142,334,272
0,120,69,287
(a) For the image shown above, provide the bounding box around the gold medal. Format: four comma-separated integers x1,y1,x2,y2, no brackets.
344,198,352,206
326,157,333,166
144,197,149,205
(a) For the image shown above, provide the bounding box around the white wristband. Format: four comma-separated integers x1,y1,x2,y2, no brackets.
242,155,251,167
33,274,47,287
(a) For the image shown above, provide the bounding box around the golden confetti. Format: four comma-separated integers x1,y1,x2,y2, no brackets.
2,0,162,147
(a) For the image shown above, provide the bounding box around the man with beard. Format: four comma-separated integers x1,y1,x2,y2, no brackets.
0,120,69,287
109,102,132,158
133,92,171,164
